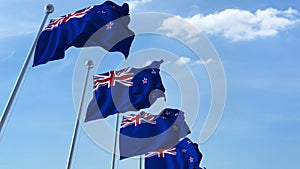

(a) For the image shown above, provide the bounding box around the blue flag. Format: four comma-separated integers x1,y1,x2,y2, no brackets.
145,138,205,169
85,60,165,122
33,1,134,66
119,108,190,159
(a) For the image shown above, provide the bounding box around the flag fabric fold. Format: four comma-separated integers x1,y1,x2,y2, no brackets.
145,137,205,169
85,60,165,122
119,108,190,159
33,1,134,66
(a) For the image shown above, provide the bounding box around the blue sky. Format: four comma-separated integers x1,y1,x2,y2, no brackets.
0,0,300,169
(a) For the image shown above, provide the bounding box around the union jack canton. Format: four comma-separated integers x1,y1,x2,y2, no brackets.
145,147,177,158
121,112,157,128
45,6,94,30
94,67,133,90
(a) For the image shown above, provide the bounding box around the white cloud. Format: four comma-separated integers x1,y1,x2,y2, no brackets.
175,57,191,65
157,16,201,44
144,60,153,66
194,58,215,65
174,57,214,65
126,0,152,11
158,8,299,42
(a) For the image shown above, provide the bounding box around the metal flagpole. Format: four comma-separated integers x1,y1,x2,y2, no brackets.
0,4,54,140
139,155,144,169
66,60,94,169
111,113,120,169
139,155,142,169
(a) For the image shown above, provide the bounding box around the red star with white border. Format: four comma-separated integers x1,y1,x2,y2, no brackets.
106,21,113,30
142,77,148,84
189,156,194,163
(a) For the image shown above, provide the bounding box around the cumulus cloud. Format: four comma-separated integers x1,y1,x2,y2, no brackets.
126,0,152,10
158,16,201,44
175,57,191,65
158,8,299,42
175,57,214,65
194,58,215,65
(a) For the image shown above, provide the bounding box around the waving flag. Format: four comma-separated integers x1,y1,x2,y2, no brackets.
85,60,165,122
119,108,190,159
145,138,205,169
33,1,135,66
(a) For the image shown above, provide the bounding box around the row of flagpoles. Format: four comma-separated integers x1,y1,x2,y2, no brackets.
0,4,120,168
0,3,128,169
0,1,205,169
0,2,135,169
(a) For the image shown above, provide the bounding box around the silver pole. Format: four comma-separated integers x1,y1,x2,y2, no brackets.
0,4,54,140
111,113,120,169
139,155,142,169
139,155,144,169
66,60,94,169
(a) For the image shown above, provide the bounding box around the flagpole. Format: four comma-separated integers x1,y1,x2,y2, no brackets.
111,113,120,169
139,155,142,169
0,4,54,140
66,60,94,169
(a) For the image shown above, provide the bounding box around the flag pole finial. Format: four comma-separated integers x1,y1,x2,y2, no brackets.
44,4,54,14
85,60,94,69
